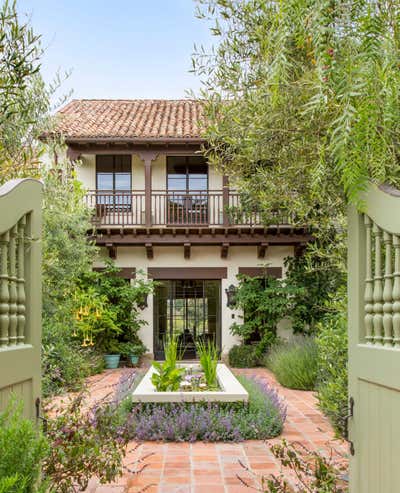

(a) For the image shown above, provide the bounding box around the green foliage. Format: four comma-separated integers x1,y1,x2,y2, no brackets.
164,332,183,367
230,274,301,356
151,334,185,391
118,341,147,357
252,439,347,492
0,399,49,493
77,262,154,353
284,254,345,334
41,158,100,396
196,339,219,387
151,361,185,392
0,2,67,182
193,0,400,279
228,344,259,368
316,293,348,437
0,475,27,493
267,338,319,391
43,393,129,492
42,324,104,396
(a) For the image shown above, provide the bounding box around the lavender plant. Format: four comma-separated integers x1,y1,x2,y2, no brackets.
125,376,286,442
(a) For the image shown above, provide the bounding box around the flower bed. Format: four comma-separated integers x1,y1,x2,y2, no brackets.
123,376,286,442
132,363,248,403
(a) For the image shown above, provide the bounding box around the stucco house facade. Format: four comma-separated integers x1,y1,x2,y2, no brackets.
55,99,311,359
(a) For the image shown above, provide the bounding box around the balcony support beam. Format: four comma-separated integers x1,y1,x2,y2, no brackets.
221,242,229,259
138,151,159,228
184,243,191,259
258,242,268,259
222,176,230,227
145,243,154,259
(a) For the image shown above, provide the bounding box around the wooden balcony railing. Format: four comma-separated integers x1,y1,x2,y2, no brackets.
84,190,293,227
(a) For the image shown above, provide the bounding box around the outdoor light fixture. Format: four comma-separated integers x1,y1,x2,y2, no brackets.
137,293,148,310
225,284,237,308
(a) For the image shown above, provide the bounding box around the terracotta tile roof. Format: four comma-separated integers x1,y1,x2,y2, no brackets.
56,99,206,142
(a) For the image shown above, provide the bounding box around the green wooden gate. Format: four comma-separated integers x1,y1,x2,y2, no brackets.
348,183,400,492
0,179,42,419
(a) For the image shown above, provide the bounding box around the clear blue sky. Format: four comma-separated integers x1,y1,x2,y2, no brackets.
17,0,213,102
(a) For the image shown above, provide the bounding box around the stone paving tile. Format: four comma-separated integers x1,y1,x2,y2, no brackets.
65,367,349,493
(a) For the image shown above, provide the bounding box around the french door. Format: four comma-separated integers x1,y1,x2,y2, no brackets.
166,156,209,225
153,280,221,360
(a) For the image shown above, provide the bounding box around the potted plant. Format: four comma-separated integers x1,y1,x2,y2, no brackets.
119,342,147,366
102,339,122,369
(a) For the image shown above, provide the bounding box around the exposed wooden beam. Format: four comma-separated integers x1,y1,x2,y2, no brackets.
95,232,313,246
221,242,229,259
145,243,154,259
257,242,268,259
105,243,117,259
184,242,191,259
294,242,307,257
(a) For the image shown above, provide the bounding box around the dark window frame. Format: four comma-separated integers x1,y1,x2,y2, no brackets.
166,156,209,193
96,155,132,192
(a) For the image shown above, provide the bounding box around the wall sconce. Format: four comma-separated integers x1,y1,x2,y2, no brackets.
137,293,148,310
225,284,237,308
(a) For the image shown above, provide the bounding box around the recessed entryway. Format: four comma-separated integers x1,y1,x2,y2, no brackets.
153,279,221,360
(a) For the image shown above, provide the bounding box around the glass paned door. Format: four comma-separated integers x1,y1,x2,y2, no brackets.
166,156,208,225
96,155,132,211
154,280,221,360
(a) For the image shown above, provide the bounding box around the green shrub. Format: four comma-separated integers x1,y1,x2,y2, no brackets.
316,294,348,437
0,399,49,492
44,393,130,492
230,275,301,356
42,321,104,397
228,344,259,368
267,338,318,390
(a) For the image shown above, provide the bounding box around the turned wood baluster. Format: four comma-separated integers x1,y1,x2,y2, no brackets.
7,225,17,345
16,217,26,344
364,215,374,344
392,234,400,348
0,231,10,346
383,231,394,347
372,223,384,345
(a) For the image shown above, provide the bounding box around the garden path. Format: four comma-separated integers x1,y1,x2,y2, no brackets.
72,367,348,493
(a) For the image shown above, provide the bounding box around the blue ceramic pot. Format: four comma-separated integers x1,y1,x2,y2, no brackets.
104,354,120,369
129,354,139,366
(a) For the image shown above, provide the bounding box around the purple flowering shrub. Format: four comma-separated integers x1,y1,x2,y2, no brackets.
43,370,138,492
125,376,286,442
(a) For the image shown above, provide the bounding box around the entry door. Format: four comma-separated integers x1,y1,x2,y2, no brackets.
154,280,221,360
348,184,400,493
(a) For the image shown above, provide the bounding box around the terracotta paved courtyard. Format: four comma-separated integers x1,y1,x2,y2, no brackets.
69,367,347,493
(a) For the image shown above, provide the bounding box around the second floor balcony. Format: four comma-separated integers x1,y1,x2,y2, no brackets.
85,190,294,228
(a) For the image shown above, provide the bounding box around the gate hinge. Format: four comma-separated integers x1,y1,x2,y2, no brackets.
343,397,355,455
35,397,48,432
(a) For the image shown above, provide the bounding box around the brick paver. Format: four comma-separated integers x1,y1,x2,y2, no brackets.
58,367,347,493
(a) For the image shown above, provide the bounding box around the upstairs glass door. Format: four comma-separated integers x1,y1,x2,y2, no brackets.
96,155,132,210
167,156,208,225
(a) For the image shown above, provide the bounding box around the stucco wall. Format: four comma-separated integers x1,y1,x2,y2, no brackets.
75,153,222,191
94,245,294,355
